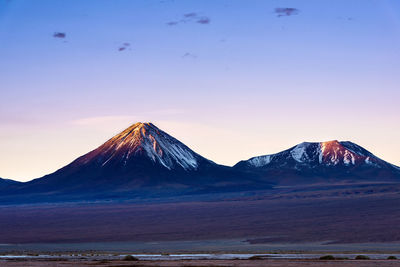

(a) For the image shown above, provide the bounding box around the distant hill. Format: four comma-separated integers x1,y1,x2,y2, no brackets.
0,177,20,189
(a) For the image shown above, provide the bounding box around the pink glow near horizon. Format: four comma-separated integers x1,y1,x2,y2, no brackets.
0,0,399,181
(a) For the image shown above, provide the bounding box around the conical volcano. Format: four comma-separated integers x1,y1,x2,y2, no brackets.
71,122,212,172
2,122,259,203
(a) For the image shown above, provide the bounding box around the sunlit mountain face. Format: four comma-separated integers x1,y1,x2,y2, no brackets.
74,122,208,171
235,140,400,185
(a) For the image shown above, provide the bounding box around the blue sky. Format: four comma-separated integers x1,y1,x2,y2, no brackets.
1,0,400,181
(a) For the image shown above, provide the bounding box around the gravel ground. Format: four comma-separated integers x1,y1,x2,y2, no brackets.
2,259,400,267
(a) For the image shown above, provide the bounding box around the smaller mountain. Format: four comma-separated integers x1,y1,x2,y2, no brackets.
234,140,400,185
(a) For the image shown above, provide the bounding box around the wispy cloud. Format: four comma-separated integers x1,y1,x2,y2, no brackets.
166,12,211,26
53,32,66,38
182,52,197,59
166,21,179,26
184,12,197,18
274,8,299,17
197,17,210,24
118,42,130,52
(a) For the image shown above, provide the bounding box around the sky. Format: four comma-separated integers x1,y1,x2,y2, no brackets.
0,0,399,181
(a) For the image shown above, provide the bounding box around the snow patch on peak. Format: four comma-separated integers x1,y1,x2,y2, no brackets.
343,150,355,165
290,142,310,163
133,127,199,170
364,156,381,168
247,155,273,167
97,122,201,171
318,143,325,163
340,141,368,156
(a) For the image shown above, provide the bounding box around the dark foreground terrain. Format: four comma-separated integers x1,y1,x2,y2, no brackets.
0,183,400,245
2,259,400,267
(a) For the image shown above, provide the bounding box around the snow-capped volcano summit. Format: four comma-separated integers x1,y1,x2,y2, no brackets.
243,140,390,168
75,122,208,171
234,140,400,184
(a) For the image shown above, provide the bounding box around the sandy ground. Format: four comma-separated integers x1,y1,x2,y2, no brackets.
2,259,400,267
2,192,400,245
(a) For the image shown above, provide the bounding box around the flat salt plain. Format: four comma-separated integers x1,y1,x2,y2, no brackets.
1,253,400,260
1,241,400,261
2,259,400,267
1,239,400,253
1,241,400,266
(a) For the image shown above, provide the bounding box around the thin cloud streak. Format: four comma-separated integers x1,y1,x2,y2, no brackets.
274,8,299,17
166,12,211,26
197,17,210,24
53,32,66,38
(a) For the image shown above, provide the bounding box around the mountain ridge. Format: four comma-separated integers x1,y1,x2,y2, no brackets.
0,177,21,188
0,123,399,203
